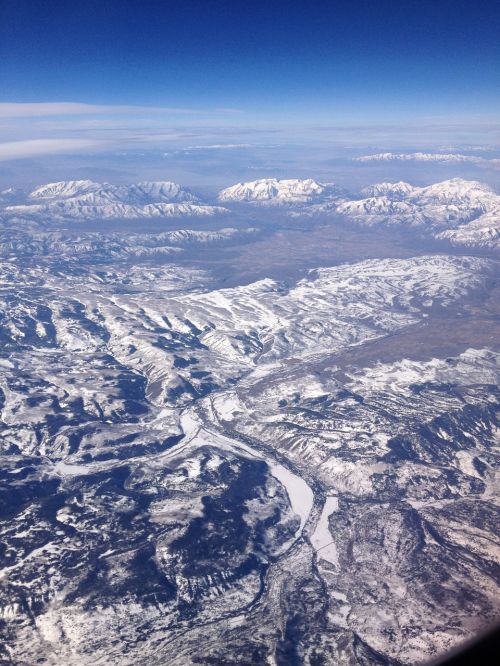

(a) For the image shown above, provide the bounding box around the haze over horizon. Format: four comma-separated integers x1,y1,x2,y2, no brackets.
0,0,499,186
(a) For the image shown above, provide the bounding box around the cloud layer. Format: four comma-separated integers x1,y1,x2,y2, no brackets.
0,139,102,161
0,103,239,118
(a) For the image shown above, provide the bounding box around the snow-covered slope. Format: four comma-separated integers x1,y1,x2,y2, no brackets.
417,178,496,205
1,249,498,665
0,227,258,261
436,209,500,248
29,179,109,201
5,201,227,221
335,178,500,246
28,179,199,204
218,178,345,204
114,181,200,204
361,181,415,199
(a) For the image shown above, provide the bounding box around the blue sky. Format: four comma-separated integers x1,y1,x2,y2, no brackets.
2,0,499,116
0,0,499,172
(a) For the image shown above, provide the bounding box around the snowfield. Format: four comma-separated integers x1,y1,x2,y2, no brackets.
0,173,499,665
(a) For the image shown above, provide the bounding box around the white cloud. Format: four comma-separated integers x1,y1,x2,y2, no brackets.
0,103,238,118
0,139,102,161
183,144,252,150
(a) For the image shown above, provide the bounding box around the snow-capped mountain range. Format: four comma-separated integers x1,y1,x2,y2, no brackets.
0,176,498,249
28,179,200,204
334,178,500,248
353,152,500,167
215,176,499,249
3,179,227,221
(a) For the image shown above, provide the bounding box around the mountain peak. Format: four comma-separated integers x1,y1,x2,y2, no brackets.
361,181,414,198
217,178,342,203
28,180,104,200
122,181,199,204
